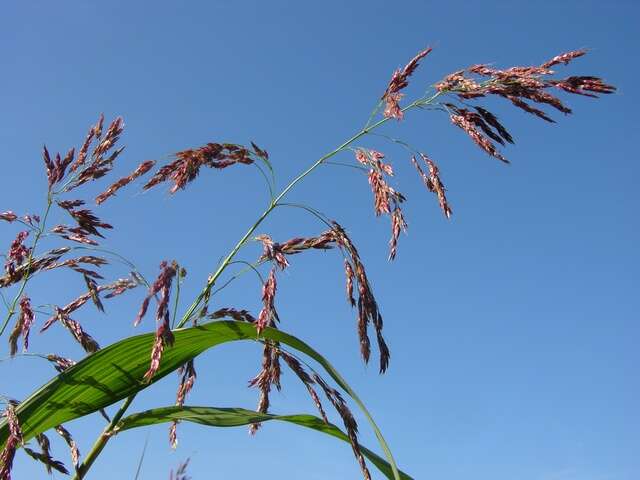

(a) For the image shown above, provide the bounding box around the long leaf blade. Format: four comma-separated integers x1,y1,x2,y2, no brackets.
117,406,412,480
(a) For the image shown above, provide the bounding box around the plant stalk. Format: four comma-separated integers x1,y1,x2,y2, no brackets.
71,395,136,480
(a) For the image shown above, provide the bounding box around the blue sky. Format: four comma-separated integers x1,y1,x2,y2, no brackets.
0,1,638,479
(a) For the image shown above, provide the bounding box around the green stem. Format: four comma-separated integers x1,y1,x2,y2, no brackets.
72,394,136,480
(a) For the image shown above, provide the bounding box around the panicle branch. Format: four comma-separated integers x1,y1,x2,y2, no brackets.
143,143,256,193
382,47,433,120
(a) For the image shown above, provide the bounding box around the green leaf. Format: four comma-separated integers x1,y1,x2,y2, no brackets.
0,321,400,479
117,405,412,480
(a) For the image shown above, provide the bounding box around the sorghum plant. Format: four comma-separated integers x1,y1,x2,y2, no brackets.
0,46,614,479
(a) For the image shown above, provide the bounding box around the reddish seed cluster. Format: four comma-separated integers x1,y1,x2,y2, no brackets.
388,207,407,261
42,145,75,190
447,104,511,163
8,297,34,356
53,308,100,353
382,47,433,120
71,116,101,172
136,261,178,381
46,354,77,373
355,149,408,261
143,143,256,193
280,352,329,424
95,160,156,205
0,403,23,480
253,224,389,373
23,433,68,475
344,259,356,306
83,274,104,312
209,307,257,323
248,339,281,434
169,360,197,448
0,212,17,223
43,255,109,281
40,114,127,195
66,116,125,191
0,247,71,288
313,373,371,480
331,222,389,373
54,425,80,471
257,232,336,270
57,202,113,239
256,234,289,270
4,231,30,279
21,215,40,226
40,277,137,334
434,49,614,160
134,261,177,326
411,154,452,219
256,268,278,334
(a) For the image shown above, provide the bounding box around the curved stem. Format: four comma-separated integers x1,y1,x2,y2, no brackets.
275,203,335,230
210,260,266,298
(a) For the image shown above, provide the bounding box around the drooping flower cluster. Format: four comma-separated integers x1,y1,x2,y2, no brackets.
411,154,452,218
355,149,407,261
56,200,113,243
255,222,390,373
0,212,17,223
8,297,34,356
54,425,80,472
169,360,197,448
23,432,68,475
209,307,256,323
3,232,30,280
134,261,178,381
435,49,615,161
382,47,433,120
256,232,335,270
331,222,390,373
313,373,371,479
42,146,75,191
40,276,137,333
66,116,126,191
143,142,263,193
33,277,137,355
256,268,278,334
279,350,370,479
248,338,281,434
0,403,22,480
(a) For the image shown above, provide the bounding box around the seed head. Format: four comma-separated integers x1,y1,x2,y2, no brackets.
382,47,433,120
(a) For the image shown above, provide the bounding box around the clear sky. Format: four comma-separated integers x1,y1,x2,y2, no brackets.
1,1,638,479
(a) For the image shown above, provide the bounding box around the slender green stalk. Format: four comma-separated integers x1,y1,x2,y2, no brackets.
72,395,136,480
